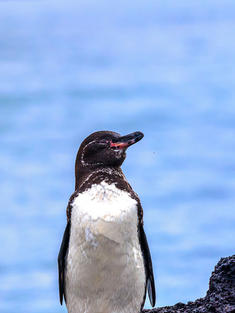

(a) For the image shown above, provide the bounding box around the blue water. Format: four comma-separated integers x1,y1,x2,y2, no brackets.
1,1,235,312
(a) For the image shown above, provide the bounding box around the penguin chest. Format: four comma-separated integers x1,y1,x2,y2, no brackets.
65,181,146,313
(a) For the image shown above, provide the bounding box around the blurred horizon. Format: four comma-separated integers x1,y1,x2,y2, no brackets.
1,1,235,313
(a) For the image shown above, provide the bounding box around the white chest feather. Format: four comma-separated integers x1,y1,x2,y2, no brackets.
65,181,146,313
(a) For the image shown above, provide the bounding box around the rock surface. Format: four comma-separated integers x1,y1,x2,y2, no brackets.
144,255,235,313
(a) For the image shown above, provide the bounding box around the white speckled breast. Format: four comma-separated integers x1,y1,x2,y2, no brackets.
65,181,146,313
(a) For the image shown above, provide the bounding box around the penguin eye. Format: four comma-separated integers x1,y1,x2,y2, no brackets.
96,139,109,149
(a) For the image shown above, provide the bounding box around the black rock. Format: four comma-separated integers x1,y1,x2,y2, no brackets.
144,255,235,313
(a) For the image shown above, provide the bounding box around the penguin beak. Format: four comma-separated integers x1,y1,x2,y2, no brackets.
110,131,144,149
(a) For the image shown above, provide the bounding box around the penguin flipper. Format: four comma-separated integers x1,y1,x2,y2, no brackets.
139,224,156,307
58,221,70,305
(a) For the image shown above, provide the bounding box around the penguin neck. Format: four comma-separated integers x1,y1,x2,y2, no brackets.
75,166,126,192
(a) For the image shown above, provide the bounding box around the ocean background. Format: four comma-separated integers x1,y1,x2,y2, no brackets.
0,0,235,312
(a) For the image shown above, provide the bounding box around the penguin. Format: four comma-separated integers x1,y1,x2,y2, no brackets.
58,131,156,313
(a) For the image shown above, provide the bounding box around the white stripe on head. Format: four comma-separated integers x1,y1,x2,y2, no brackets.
80,140,104,167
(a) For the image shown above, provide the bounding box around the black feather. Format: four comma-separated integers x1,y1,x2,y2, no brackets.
139,224,156,307
58,222,71,305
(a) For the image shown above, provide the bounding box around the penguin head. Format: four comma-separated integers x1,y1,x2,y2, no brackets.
76,131,144,170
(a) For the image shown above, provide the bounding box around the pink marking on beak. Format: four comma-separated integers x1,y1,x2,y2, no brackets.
110,139,135,149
